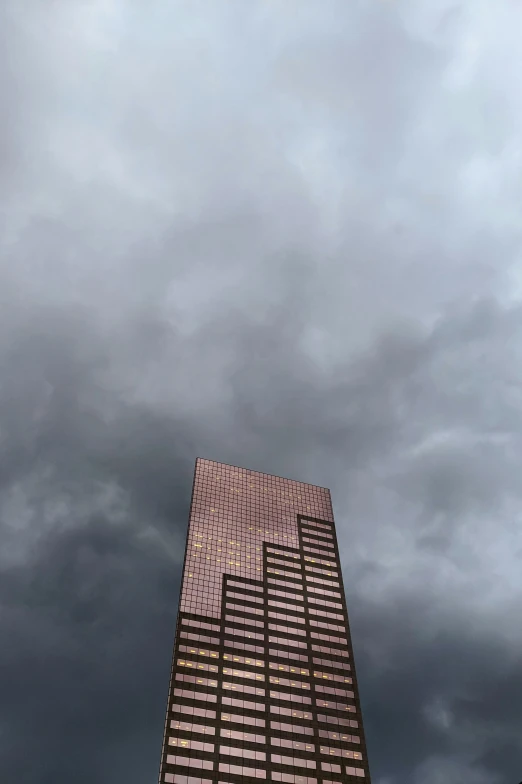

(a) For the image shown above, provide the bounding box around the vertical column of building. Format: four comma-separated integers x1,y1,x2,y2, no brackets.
298,516,369,783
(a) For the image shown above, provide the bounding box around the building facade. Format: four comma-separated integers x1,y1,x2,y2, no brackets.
158,458,371,784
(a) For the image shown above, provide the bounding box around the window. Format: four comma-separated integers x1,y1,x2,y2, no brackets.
218,764,266,778
226,603,264,616
306,576,339,588
269,662,309,676
346,766,365,777
301,529,334,540
304,566,338,578
270,648,309,663
303,546,335,557
266,548,300,559
300,520,332,531
177,660,218,674
178,646,220,660
315,681,353,693
317,714,358,729
269,624,306,636
164,775,211,784
224,627,264,641
225,615,264,628
268,612,305,625
223,653,264,667
270,706,312,720
268,589,304,601
171,705,216,720
320,747,363,760
269,676,310,690
318,730,360,744
270,755,316,769
313,657,350,669
225,600,265,623
222,696,264,712
166,756,213,770
270,721,313,736
223,640,264,655
219,746,266,760
271,774,316,784
309,609,344,622
268,600,305,613
181,619,220,633
226,592,263,604
168,739,214,752
315,699,356,713
271,738,315,753
170,720,215,735
221,712,265,727
307,586,341,599
304,556,336,568
267,568,303,580
226,580,263,592
180,632,220,646
223,681,265,697
173,688,217,704
314,671,352,684
220,729,265,744
321,762,341,774
175,674,218,688
269,636,307,649
302,537,335,549
307,598,343,611
270,691,311,705
311,632,347,645
268,579,303,591
222,667,265,682
310,620,346,633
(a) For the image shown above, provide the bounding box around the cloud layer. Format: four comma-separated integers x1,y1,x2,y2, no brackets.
1,1,521,782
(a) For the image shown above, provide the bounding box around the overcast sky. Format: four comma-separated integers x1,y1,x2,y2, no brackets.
1,1,522,782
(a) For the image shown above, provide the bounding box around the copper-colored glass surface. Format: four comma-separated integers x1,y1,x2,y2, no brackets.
158,459,372,784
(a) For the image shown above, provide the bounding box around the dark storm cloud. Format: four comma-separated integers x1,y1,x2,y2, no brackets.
1,1,522,783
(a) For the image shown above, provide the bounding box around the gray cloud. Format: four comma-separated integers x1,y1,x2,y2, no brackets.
1,1,522,782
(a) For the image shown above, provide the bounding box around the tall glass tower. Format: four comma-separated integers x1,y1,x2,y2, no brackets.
158,458,371,784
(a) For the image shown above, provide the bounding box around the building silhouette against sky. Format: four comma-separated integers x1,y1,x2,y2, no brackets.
158,458,372,784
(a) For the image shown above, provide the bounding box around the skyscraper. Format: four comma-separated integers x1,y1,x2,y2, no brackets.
158,458,371,784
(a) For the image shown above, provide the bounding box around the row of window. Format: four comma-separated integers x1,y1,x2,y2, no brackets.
300,519,332,531
306,587,340,599
271,648,309,663
227,579,263,593
304,556,336,568
171,709,360,742
226,603,265,616
268,579,303,591
177,643,350,670
227,591,264,604
309,609,344,621
225,614,264,628
303,546,335,558
305,568,338,581
310,621,346,634
301,528,334,542
223,593,344,615
270,663,309,676
180,632,220,646
175,670,354,707
305,576,340,588
267,568,303,580
301,537,334,551
182,619,221,633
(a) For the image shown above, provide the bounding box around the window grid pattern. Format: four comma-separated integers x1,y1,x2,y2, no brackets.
158,459,371,784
